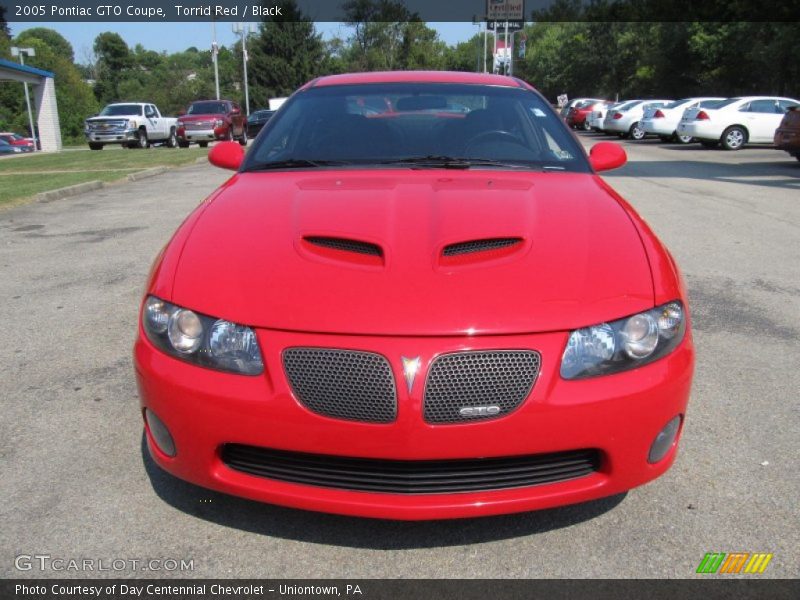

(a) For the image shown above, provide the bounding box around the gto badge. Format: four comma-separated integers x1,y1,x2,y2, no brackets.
459,406,501,417
401,356,421,392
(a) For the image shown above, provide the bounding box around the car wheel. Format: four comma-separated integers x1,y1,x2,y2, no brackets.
721,126,746,151
136,129,149,149
582,121,592,132
700,141,719,149
166,128,178,148
629,122,646,141
674,132,694,144
198,141,209,148
88,143,103,151
238,128,248,146
178,140,190,148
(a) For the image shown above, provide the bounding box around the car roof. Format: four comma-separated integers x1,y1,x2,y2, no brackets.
304,71,528,90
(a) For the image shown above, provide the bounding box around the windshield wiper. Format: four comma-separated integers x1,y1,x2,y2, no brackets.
245,158,349,171
377,156,538,170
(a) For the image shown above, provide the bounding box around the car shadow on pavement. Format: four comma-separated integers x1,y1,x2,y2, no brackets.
141,435,626,549
604,157,800,190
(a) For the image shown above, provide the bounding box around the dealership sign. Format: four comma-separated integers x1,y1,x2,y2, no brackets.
487,0,525,21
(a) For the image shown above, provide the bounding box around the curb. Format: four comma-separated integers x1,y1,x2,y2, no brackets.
127,166,168,181
36,180,104,203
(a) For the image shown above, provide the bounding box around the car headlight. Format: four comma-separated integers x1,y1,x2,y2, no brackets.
215,119,224,127
560,301,686,379
142,296,263,375
128,120,137,129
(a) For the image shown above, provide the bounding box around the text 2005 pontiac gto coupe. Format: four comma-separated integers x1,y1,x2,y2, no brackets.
134,71,694,520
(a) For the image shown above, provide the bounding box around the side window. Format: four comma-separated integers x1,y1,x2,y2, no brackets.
745,100,778,113
778,100,799,112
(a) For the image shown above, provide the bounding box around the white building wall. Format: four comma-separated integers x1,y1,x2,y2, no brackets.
34,77,62,152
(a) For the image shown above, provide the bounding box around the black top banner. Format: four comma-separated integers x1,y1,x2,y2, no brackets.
1,0,799,23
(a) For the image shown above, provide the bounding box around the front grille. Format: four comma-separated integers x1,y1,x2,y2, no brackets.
283,348,396,423
443,237,522,256
186,121,214,129
424,351,541,423
88,120,127,131
221,444,600,494
305,236,383,257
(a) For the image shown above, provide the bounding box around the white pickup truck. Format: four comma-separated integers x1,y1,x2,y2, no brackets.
85,103,178,150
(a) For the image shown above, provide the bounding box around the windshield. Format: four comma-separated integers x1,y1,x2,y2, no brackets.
99,104,143,117
243,83,590,173
188,101,229,115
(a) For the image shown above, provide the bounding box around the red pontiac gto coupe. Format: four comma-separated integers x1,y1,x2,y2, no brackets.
135,71,694,520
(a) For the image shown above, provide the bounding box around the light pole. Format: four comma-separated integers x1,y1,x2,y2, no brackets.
232,23,250,116
211,21,220,100
11,47,37,152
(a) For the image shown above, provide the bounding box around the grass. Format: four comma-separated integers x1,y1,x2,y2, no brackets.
0,146,209,206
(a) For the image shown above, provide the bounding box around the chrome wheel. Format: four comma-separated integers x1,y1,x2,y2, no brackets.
630,123,646,141
722,127,745,150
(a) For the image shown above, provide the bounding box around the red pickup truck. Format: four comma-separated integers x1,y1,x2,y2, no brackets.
176,100,247,148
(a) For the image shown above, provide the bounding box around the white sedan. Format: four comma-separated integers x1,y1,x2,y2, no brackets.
677,96,800,150
641,97,725,143
603,99,672,140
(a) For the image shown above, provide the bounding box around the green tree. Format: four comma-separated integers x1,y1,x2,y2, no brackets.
93,32,131,102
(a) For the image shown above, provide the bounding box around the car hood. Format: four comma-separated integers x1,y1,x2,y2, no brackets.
170,170,654,335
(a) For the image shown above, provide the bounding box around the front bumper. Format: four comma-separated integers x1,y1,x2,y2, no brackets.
178,127,226,142
135,327,694,520
85,129,137,143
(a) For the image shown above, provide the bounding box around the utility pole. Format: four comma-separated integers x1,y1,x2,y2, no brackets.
483,20,488,73
233,23,250,116
211,21,220,100
11,47,37,152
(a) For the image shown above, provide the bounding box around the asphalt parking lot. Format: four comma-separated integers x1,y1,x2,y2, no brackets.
1,137,798,579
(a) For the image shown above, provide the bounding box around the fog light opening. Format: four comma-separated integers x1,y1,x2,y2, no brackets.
648,415,682,464
144,409,176,457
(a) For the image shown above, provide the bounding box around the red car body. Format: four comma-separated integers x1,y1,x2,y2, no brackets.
566,101,605,131
176,99,247,147
0,132,34,151
135,71,694,520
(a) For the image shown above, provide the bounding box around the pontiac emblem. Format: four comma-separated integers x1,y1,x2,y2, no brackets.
401,356,421,393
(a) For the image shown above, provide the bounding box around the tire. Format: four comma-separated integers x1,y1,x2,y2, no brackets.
238,127,248,146
582,120,592,132
178,139,190,148
629,122,646,141
674,132,693,144
198,141,209,148
136,129,149,149
88,143,103,151
166,128,177,148
700,141,719,149
721,126,746,151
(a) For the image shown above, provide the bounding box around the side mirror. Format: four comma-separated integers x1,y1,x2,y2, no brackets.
589,142,627,172
208,141,244,171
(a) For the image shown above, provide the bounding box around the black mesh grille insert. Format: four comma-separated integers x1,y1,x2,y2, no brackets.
305,236,383,257
283,348,397,423
443,237,522,256
424,351,541,423
221,444,600,494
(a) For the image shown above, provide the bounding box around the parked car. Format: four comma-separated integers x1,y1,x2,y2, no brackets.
0,132,34,152
774,106,800,161
566,100,608,131
176,100,247,148
135,71,693,520
559,97,603,119
604,99,672,140
640,98,725,143
0,138,24,155
246,109,276,138
678,96,800,150
85,103,178,150
588,101,620,132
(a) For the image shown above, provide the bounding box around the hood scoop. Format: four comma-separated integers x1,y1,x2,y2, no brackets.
301,235,384,267
440,237,524,267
